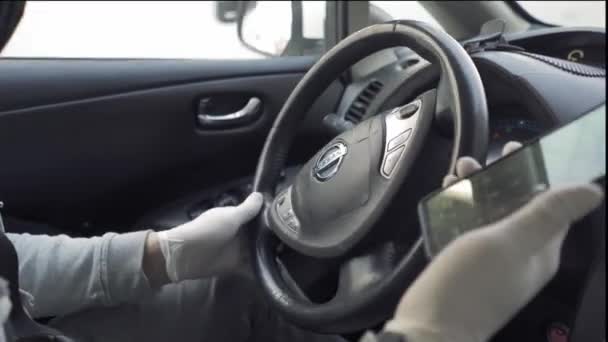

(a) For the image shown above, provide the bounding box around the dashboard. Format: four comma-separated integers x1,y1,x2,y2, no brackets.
325,26,605,168
509,27,606,68
487,107,544,164
545,45,605,68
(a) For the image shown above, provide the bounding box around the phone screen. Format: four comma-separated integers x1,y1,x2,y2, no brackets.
419,104,606,257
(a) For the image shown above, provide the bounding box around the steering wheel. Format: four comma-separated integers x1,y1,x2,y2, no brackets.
252,21,489,333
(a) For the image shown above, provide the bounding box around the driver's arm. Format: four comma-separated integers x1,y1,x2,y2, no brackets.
8,230,152,318
6,192,262,318
360,154,604,342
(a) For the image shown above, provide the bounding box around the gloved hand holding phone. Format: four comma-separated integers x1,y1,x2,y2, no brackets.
381,142,604,342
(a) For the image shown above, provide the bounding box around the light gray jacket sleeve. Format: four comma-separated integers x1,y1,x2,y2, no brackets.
6,230,154,318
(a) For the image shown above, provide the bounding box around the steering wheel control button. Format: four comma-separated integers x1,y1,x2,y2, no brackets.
313,142,348,182
277,195,285,206
387,129,412,151
397,102,420,119
285,217,301,233
382,99,421,178
281,209,296,221
382,145,405,177
274,187,301,235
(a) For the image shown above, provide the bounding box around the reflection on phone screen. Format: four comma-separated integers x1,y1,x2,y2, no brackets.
423,104,606,255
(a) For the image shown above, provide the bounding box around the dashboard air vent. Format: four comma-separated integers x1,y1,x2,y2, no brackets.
344,80,384,124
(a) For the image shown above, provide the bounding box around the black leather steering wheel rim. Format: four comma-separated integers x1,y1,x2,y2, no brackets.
252,20,489,333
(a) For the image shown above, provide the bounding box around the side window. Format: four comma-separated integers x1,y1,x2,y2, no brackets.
1,1,326,59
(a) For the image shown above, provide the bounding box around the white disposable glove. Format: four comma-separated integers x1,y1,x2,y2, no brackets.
383,142,604,342
0,277,10,342
156,192,263,283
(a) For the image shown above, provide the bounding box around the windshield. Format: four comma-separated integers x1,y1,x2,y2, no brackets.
516,1,606,28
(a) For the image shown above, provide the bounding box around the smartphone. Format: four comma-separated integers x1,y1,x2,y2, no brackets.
418,103,606,258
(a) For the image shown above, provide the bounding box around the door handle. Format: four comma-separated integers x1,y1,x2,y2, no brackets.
197,97,262,127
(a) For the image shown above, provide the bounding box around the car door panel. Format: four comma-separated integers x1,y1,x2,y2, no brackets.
0,57,320,111
0,58,342,231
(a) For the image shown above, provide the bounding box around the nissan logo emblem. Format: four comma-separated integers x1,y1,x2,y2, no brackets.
313,142,348,181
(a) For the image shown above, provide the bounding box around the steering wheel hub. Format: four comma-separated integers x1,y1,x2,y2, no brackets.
269,99,431,258
312,141,348,182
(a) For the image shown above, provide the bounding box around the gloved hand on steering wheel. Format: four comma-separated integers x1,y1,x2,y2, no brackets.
375,142,604,342
143,192,263,285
